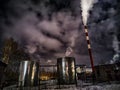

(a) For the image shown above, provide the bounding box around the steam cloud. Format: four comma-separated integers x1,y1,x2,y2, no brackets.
0,0,119,65
80,0,98,25
65,47,73,57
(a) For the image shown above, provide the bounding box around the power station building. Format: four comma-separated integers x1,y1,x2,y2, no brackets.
94,62,120,82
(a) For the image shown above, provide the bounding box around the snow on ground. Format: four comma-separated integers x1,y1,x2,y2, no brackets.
3,80,120,90
3,84,120,90
45,84,120,90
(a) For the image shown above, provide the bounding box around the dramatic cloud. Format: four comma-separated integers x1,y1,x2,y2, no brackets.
0,0,119,65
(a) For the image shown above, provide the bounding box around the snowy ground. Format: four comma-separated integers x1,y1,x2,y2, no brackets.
40,84,120,90
3,84,120,90
3,80,120,90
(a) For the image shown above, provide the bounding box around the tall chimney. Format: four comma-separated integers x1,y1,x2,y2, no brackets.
84,26,95,72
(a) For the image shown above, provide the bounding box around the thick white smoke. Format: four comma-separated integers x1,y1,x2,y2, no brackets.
0,0,118,65
113,35,119,53
111,35,120,63
80,0,98,25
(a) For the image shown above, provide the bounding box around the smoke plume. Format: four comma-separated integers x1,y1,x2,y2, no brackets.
65,47,73,57
80,0,98,25
0,0,119,65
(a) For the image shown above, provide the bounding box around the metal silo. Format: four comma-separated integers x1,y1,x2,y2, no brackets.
18,61,39,87
57,57,76,85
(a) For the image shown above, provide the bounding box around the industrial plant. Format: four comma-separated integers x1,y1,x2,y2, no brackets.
0,38,120,90
0,0,120,90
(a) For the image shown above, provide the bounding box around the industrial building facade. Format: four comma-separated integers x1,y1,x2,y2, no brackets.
94,62,120,82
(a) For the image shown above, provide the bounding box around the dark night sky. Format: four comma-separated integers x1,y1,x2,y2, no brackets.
0,0,120,66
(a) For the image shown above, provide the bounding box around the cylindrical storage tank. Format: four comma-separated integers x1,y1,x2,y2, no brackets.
18,61,39,87
57,57,76,85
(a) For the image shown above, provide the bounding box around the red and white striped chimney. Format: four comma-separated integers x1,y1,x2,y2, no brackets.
84,25,95,72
